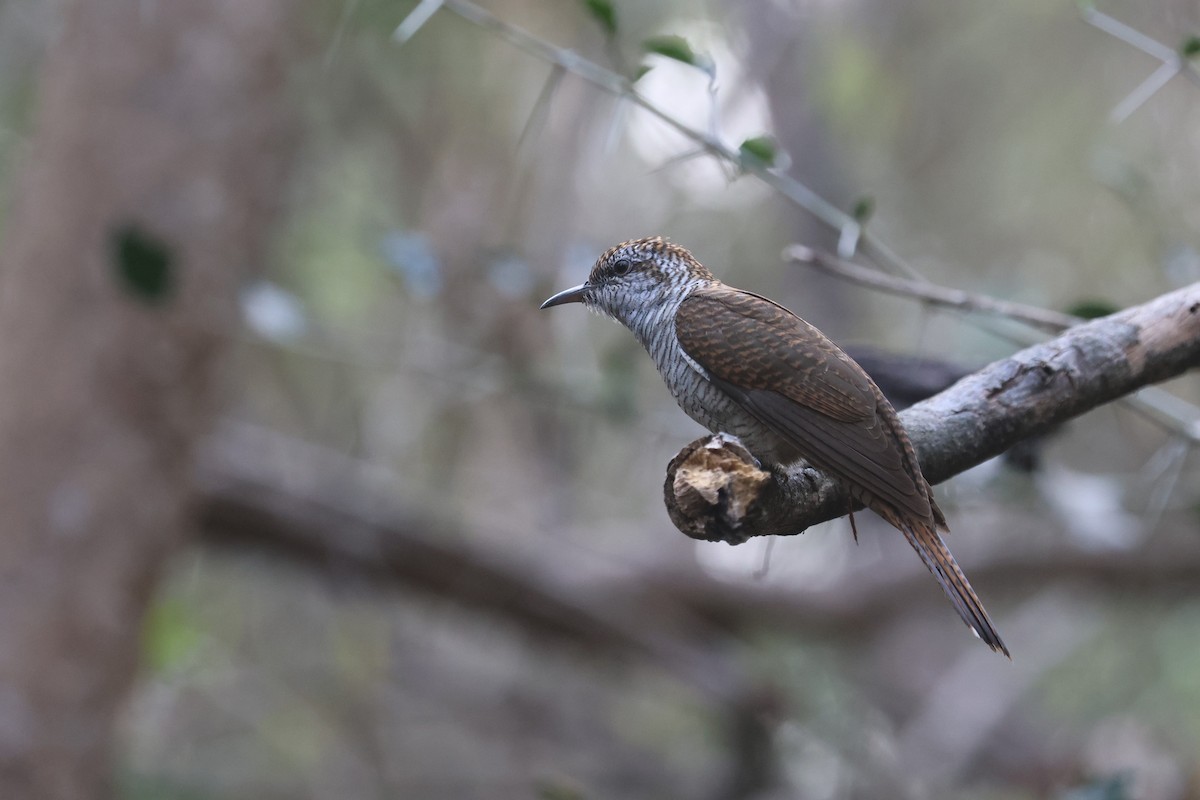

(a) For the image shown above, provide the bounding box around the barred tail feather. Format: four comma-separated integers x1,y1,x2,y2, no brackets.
899,518,1009,657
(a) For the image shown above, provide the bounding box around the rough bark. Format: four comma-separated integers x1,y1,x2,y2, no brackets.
665,281,1200,542
0,2,296,797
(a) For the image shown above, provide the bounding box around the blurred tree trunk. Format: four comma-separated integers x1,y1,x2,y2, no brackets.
0,1,298,797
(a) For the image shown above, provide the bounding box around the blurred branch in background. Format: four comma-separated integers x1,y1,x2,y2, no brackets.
1079,3,1200,122
196,422,1200,651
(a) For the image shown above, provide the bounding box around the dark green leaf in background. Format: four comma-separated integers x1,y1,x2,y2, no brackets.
852,195,876,224
1181,35,1200,58
111,224,174,304
1067,299,1121,319
642,34,714,76
643,34,695,65
581,0,617,37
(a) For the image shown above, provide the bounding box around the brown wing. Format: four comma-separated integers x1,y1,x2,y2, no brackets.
676,285,931,521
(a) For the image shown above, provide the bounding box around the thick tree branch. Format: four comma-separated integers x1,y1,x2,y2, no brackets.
665,282,1200,542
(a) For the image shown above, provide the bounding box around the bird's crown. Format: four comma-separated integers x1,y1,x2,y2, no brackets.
588,236,715,288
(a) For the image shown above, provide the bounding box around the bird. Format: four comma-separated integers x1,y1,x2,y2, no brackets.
541,236,1008,655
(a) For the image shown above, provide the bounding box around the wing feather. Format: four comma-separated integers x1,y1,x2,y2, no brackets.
676,287,931,520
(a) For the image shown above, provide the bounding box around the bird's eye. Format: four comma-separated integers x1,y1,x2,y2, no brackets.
612,258,632,276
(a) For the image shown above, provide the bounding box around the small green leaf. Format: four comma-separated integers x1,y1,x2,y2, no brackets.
1181,35,1200,58
851,196,876,224
111,224,174,304
642,35,713,75
581,0,617,37
142,597,202,673
1066,299,1120,319
738,135,778,167
633,63,653,82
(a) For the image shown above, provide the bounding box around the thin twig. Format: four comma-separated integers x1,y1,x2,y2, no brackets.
1081,6,1178,62
1141,438,1192,531
784,245,1079,331
1110,60,1183,123
392,0,444,44
785,245,1200,445
323,0,361,71
1080,6,1199,121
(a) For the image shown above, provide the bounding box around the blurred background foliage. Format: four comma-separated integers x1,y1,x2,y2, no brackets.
5,0,1200,797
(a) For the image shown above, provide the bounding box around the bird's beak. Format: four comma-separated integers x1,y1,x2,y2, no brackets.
540,283,589,309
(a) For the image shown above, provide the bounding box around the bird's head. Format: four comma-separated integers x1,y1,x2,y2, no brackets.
540,237,715,326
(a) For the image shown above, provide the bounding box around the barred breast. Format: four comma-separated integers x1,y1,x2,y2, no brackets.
625,291,799,465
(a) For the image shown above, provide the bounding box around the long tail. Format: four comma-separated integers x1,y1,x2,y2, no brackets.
894,514,1009,657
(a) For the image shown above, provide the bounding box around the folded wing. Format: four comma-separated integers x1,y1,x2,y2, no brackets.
675,285,932,522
